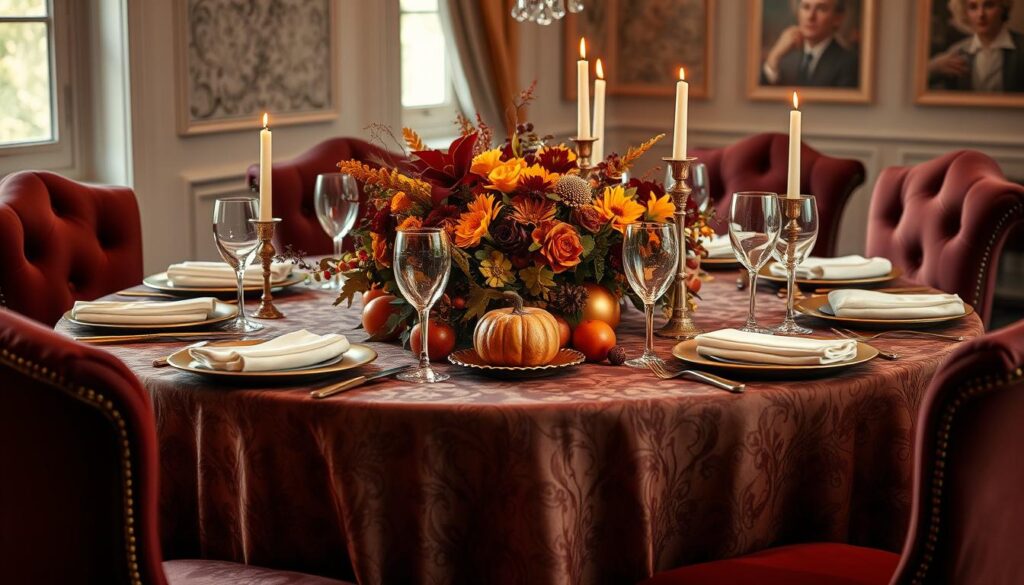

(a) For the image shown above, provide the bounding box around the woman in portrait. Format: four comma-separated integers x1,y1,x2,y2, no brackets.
928,0,1024,92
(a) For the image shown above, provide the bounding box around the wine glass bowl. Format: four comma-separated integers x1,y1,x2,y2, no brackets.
314,173,360,289
393,228,451,383
729,192,782,334
622,222,679,368
771,195,819,335
213,197,263,333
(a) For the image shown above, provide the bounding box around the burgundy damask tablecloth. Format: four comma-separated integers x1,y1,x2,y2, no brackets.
57,276,983,585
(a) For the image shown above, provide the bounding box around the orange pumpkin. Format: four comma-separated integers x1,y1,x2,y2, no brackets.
473,292,561,366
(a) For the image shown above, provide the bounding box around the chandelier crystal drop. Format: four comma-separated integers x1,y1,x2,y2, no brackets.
511,0,583,25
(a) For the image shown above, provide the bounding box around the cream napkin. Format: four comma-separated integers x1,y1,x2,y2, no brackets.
703,234,734,259
71,297,218,325
189,329,350,372
770,255,892,280
828,289,965,319
166,261,293,287
696,328,858,365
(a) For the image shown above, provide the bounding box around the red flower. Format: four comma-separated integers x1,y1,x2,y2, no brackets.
408,133,479,204
626,177,665,200
536,146,578,174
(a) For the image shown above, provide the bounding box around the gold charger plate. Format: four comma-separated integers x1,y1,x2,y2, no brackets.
758,261,902,287
701,256,741,269
448,348,586,378
671,339,878,379
63,300,238,331
794,295,974,328
142,271,305,295
167,339,377,381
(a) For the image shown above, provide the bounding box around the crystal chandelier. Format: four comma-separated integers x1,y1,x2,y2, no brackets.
511,0,584,25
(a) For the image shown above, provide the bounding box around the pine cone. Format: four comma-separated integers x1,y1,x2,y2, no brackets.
556,175,593,209
548,283,588,316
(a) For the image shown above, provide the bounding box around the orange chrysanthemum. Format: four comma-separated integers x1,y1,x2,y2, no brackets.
470,148,505,176
509,195,556,225
592,185,645,233
454,210,490,248
390,191,413,213
466,192,502,220
644,192,675,223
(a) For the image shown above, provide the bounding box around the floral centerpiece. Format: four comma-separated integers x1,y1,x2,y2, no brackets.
311,93,712,342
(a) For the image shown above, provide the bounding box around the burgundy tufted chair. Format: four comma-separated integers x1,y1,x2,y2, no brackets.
691,133,865,256
0,309,354,585
0,171,143,327
866,151,1024,328
641,317,1024,585
246,137,402,255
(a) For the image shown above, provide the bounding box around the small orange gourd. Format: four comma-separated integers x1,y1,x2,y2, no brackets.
473,292,561,366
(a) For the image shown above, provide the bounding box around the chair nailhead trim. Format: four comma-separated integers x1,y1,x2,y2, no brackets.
973,203,1024,306
909,366,1024,584
0,347,143,585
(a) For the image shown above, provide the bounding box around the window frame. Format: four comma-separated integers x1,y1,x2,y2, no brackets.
399,0,460,139
0,0,77,173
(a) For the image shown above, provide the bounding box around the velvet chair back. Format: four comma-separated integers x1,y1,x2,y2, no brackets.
0,308,167,585
246,137,402,255
866,151,1024,327
892,318,1024,584
0,171,143,326
691,133,865,256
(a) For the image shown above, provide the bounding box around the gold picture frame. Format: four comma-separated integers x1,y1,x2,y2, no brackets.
746,0,876,104
563,0,715,100
914,0,1024,108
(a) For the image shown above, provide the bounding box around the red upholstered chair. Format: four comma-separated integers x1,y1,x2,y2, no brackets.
0,171,143,327
691,133,865,256
0,309,354,585
246,137,402,255
866,151,1024,328
641,317,1024,585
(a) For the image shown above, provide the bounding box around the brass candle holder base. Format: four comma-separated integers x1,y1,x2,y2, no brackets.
250,218,285,320
656,156,704,339
571,136,599,178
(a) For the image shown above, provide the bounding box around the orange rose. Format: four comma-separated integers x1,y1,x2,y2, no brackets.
470,148,504,176
486,159,526,193
532,220,583,273
370,233,390,267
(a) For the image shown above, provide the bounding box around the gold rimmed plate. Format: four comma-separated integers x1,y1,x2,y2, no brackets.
166,339,377,382
671,339,878,379
63,300,238,331
701,256,741,269
795,295,974,328
448,348,586,378
758,262,902,287
142,271,305,295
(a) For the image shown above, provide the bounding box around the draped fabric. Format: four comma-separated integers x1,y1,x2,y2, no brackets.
440,0,521,133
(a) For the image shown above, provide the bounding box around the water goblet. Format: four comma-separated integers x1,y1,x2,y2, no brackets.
393,228,451,383
213,197,263,333
314,173,360,290
622,222,679,368
771,195,819,335
729,192,782,334
665,162,710,212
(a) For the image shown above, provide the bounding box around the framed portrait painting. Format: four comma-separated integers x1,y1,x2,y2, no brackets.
915,0,1024,107
174,0,339,135
564,0,715,99
747,0,876,103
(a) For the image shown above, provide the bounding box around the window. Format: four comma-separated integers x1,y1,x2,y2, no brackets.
0,0,60,149
400,0,460,137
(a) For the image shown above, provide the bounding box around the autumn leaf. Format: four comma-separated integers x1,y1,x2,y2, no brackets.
334,269,372,307
620,133,665,171
519,264,555,299
402,127,426,152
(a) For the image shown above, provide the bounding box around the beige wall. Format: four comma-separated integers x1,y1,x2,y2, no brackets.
519,0,1024,257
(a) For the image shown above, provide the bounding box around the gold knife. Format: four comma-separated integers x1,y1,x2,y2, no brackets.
74,331,245,344
310,365,410,399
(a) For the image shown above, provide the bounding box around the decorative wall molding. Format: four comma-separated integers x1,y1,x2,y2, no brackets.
182,169,251,260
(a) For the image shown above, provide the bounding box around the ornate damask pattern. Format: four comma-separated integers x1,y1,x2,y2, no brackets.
57,278,983,584
185,0,332,123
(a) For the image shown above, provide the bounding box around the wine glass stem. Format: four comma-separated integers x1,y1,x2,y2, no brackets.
785,257,797,324
418,308,430,370
746,269,759,329
235,267,246,323
644,302,655,358
333,236,344,287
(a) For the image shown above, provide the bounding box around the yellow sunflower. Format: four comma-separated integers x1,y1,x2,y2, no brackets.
644,192,675,223
592,185,645,233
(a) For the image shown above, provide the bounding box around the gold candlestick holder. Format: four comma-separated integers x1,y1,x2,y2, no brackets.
775,195,814,335
656,156,704,339
250,218,285,319
572,136,599,178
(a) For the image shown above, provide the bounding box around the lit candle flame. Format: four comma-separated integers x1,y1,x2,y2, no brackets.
679,67,686,81
262,112,269,128
596,58,604,79
579,37,586,60
792,92,799,109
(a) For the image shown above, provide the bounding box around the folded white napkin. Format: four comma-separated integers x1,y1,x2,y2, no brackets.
770,255,892,280
189,329,350,372
696,328,858,365
71,297,218,325
703,233,734,259
166,261,293,287
828,289,965,319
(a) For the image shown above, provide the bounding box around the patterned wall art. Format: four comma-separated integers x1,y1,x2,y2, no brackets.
175,0,338,135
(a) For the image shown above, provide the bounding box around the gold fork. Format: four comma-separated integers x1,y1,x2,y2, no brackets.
829,328,900,360
647,360,746,393
833,328,965,342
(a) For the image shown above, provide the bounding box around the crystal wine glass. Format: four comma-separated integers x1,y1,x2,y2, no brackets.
622,222,679,368
665,162,710,212
314,173,360,290
771,195,819,335
393,228,451,383
213,197,263,333
729,192,782,334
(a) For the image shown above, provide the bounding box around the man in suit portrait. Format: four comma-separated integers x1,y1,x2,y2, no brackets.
928,0,1024,92
761,0,860,88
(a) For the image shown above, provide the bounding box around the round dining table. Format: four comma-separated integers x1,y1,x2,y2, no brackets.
57,274,983,585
